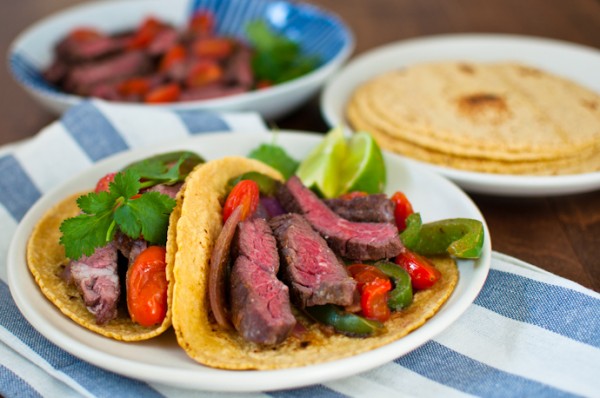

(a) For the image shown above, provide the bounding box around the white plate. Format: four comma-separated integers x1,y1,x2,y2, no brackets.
321,34,600,197
8,131,491,392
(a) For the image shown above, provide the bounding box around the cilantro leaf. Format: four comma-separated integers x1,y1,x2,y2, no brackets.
60,168,177,260
114,192,175,245
245,21,320,84
248,143,299,180
124,151,204,187
59,210,115,259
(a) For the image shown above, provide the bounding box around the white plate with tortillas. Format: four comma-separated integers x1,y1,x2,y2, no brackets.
321,34,600,196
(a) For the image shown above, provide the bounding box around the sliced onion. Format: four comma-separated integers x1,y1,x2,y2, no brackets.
208,205,242,329
260,196,286,218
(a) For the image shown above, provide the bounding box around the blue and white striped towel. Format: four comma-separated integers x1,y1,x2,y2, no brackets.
1,101,599,398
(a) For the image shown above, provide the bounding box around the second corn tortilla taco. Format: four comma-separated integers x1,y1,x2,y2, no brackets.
171,156,459,370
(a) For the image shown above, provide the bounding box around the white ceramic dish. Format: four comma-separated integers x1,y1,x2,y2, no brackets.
321,34,600,197
9,0,353,120
8,131,491,392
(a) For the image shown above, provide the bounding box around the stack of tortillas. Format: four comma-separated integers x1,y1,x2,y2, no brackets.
346,61,600,175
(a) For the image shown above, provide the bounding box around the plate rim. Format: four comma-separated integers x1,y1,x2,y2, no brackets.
7,130,491,392
320,33,600,197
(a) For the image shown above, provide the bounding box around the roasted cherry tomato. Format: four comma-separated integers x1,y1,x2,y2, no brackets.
186,60,223,87
395,249,441,290
126,246,168,327
255,80,273,90
193,38,234,60
159,44,187,72
117,77,151,97
347,264,392,322
222,179,260,222
391,191,414,231
95,172,117,193
144,83,181,103
188,10,215,36
68,27,103,42
128,17,164,49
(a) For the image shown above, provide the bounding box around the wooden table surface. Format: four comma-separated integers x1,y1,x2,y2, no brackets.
1,0,599,291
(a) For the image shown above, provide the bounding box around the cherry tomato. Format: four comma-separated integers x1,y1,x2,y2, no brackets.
117,77,151,97
159,45,187,72
126,246,168,327
361,279,392,322
128,17,164,49
95,172,117,193
192,38,234,60
222,179,259,222
188,10,215,36
144,83,181,103
391,191,414,231
347,264,392,322
395,249,441,290
186,60,223,87
68,27,102,42
256,80,273,90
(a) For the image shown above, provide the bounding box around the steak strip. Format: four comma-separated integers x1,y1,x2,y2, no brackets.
277,176,403,261
325,194,395,224
64,242,120,325
269,213,357,308
230,217,296,344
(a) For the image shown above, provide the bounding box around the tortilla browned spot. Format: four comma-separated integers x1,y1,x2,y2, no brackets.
171,157,458,370
27,192,173,341
346,61,600,175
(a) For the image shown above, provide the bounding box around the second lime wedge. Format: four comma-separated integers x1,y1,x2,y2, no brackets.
296,127,346,198
339,132,386,195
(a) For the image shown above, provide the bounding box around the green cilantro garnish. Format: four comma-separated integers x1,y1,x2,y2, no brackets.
59,169,176,260
248,143,299,180
124,151,204,187
245,21,320,84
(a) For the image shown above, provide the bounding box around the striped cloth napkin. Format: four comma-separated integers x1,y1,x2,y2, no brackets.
1,101,598,398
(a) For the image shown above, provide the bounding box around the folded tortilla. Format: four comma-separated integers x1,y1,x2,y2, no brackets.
171,156,458,370
27,191,176,341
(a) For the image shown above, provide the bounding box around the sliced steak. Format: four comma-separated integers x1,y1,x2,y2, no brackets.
269,213,358,308
55,35,127,62
64,242,120,324
113,231,148,265
277,176,403,261
230,218,296,344
64,51,151,95
142,182,183,199
325,194,395,224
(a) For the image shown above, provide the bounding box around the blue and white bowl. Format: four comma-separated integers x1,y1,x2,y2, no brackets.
8,0,353,119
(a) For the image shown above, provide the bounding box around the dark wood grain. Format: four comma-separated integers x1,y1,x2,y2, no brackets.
1,0,599,290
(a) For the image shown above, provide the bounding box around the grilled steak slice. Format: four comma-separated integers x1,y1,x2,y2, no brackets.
230,218,296,345
113,231,148,266
325,194,395,223
269,213,358,308
55,35,127,62
64,242,120,325
64,51,151,95
277,176,403,261
142,182,183,199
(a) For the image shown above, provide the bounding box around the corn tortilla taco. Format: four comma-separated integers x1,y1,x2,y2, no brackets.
171,156,459,370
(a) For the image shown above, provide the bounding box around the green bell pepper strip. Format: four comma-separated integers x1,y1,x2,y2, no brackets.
399,213,423,249
374,261,413,311
400,213,485,259
305,304,383,337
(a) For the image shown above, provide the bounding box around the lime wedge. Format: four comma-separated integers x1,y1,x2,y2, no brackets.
296,127,347,198
339,132,386,195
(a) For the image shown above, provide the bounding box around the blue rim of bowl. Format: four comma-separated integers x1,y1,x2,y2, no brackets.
8,0,354,109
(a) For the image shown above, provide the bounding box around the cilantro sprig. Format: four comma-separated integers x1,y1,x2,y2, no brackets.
248,142,299,180
59,169,176,260
124,151,204,187
245,21,320,85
